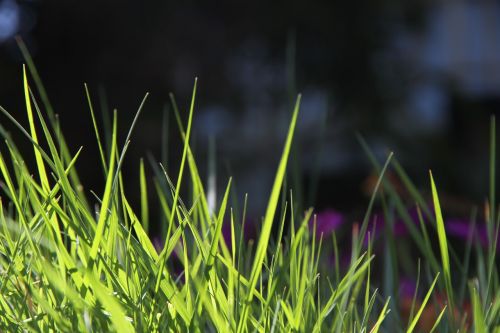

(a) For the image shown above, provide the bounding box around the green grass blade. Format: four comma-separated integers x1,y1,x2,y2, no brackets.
140,158,149,233
406,273,440,333
206,178,232,270
471,285,487,333
84,83,108,174
370,297,390,333
84,269,134,333
23,66,50,193
429,306,447,333
429,171,455,317
236,94,301,333
90,110,118,263
159,79,197,260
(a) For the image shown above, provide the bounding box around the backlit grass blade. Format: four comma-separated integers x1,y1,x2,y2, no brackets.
28,87,94,261
406,273,440,333
180,232,192,316
169,92,211,234
312,254,373,332
280,300,298,331
84,83,108,174
206,178,232,270
0,152,42,257
18,38,88,206
90,110,118,263
83,269,134,333
471,285,487,333
159,79,197,260
236,94,301,333
140,158,149,232
406,259,421,326
16,37,55,121
110,93,148,195
148,80,197,327
369,297,390,333
356,151,393,257
0,105,57,179
429,305,447,333
122,195,158,261
23,66,50,193
429,171,455,316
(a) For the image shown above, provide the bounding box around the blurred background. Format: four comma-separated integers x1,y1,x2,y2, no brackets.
1,0,500,231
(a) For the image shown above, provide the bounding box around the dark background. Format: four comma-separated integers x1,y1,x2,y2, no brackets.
1,0,500,230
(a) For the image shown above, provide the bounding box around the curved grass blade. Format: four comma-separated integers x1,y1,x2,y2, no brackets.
23,66,50,193
89,111,118,263
84,83,108,174
140,158,149,232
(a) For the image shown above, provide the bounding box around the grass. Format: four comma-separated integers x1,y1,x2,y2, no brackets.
0,49,498,332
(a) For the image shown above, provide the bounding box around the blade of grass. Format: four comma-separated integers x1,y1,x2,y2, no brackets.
471,285,487,333
89,111,118,263
429,305,447,333
84,83,108,174
236,94,301,333
406,273,440,333
83,269,134,333
159,79,197,261
149,79,198,327
429,171,455,319
140,158,149,233
23,66,50,193
358,135,441,272
369,297,390,333
18,37,89,208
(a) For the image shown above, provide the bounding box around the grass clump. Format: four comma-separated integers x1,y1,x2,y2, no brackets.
0,50,498,332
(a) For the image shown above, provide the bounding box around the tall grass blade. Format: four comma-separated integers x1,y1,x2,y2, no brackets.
471,285,487,333
90,111,118,263
237,94,301,332
406,273,440,333
429,171,455,318
140,158,149,232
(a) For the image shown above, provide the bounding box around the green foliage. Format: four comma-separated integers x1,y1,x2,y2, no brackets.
0,59,497,332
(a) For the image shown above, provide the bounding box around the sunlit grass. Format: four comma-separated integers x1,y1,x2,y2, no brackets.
0,45,497,331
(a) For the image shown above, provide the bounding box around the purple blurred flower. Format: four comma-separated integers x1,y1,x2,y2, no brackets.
366,203,499,252
399,277,417,298
365,205,422,244
445,219,476,239
392,205,425,237
309,209,344,238
445,218,498,251
222,218,256,251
